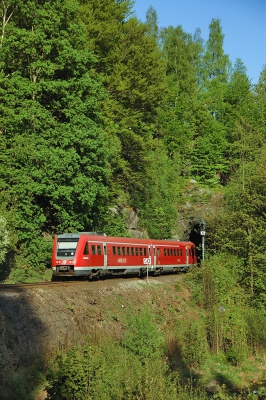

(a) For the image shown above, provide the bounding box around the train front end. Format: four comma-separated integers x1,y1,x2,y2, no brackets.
52,233,80,277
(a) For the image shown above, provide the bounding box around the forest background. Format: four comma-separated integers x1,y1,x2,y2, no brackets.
1,0,266,302
0,0,266,398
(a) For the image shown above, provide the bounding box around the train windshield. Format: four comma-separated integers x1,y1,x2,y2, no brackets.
57,238,79,257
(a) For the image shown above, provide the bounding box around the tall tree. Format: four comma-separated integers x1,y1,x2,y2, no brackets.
253,65,266,138
201,18,230,84
208,148,266,308
145,5,159,41
199,19,231,123
79,2,168,209
225,60,264,179
159,25,202,164
0,0,113,271
189,19,232,184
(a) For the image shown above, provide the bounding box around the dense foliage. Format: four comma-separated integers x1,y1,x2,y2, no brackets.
0,1,265,395
0,0,265,280
44,292,266,400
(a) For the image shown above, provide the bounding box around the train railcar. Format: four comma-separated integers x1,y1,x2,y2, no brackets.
51,232,197,279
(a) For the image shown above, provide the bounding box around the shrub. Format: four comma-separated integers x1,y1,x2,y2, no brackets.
122,307,165,363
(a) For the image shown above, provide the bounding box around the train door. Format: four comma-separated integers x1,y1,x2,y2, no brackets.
103,242,107,273
145,245,152,271
90,243,104,268
148,245,151,266
149,245,155,272
80,241,90,266
186,246,189,266
191,245,197,264
156,246,162,266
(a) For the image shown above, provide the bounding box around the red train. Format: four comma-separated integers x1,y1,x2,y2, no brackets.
52,232,197,279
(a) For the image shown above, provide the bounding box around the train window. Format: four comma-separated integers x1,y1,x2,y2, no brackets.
92,245,96,255
113,246,116,255
140,248,143,256
83,243,89,255
117,246,121,255
122,247,126,255
170,249,173,256
180,249,183,256
57,238,78,257
164,249,167,256
144,248,147,256
174,249,177,256
135,247,139,256
127,247,130,255
97,245,101,255
157,248,161,257
131,247,134,256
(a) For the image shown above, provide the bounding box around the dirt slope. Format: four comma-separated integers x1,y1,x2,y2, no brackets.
0,274,190,370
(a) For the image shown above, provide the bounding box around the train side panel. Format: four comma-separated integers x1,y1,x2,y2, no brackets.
106,241,151,275
52,233,197,278
75,238,105,277
153,243,190,273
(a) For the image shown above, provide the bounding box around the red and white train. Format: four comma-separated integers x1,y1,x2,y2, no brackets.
52,232,197,279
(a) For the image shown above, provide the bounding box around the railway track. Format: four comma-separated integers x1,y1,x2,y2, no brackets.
0,275,144,290
0,272,182,291
0,280,87,290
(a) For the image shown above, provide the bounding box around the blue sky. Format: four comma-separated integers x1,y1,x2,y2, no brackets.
133,0,266,84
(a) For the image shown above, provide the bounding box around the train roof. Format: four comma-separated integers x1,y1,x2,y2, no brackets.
57,232,106,239
56,233,194,246
97,236,194,246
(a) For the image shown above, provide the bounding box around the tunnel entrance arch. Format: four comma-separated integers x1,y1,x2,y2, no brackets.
189,223,202,264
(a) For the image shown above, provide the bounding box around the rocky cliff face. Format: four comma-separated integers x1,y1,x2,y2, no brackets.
122,182,222,247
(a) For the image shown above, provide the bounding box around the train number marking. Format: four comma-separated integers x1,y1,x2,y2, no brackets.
117,258,126,263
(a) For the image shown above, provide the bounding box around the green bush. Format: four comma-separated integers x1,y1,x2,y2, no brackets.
122,307,165,363
245,308,266,354
177,317,208,369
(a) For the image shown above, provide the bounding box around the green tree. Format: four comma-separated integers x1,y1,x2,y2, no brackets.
222,59,262,181
0,216,9,264
80,2,168,211
46,335,180,400
0,0,113,274
253,65,266,143
190,117,230,185
189,256,249,364
145,5,159,41
187,19,232,184
159,25,202,163
107,16,167,208
141,140,181,239
208,149,266,308
122,307,165,363
201,18,230,84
